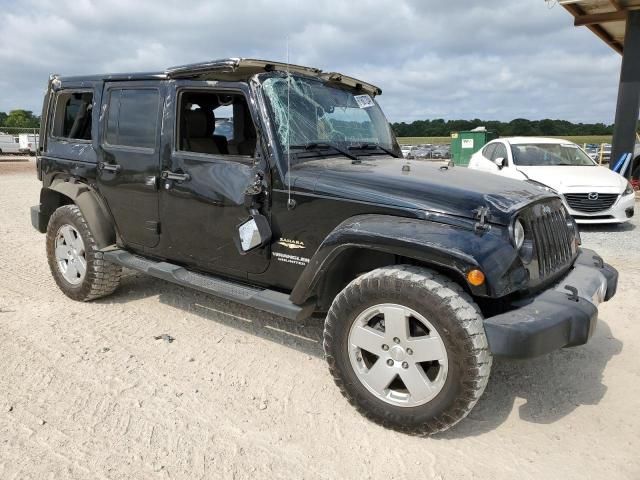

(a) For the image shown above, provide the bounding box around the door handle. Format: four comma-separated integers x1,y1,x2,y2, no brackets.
161,171,191,182
99,162,121,173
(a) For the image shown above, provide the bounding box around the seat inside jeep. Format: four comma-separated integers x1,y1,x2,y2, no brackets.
179,91,256,157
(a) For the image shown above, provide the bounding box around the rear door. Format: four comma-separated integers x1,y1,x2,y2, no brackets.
97,82,164,248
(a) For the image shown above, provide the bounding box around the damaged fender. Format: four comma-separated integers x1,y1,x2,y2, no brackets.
289,214,525,305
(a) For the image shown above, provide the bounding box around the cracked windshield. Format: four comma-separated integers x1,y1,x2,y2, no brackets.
261,75,396,162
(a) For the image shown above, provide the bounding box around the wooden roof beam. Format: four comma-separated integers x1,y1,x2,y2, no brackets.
563,3,624,53
574,10,628,26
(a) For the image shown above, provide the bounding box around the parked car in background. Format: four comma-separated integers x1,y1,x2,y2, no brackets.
18,133,39,155
584,144,599,161
401,145,416,158
0,133,21,154
412,146,431,159
468,137,635,224
431,147,450,159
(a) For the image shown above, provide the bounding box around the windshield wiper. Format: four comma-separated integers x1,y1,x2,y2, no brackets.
347,143,399,158
289,142,358,161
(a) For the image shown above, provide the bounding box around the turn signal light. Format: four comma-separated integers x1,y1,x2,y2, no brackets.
467,269,485,286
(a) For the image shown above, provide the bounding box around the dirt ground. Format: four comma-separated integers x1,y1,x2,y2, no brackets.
1,160,639,480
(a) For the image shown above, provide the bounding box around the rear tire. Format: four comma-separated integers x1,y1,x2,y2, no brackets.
46,205,121,301
323,265,491,435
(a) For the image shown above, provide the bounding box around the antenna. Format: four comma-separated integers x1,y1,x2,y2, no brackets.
286,36,295,210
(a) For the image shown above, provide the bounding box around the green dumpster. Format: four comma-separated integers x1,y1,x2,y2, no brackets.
450,130,498,167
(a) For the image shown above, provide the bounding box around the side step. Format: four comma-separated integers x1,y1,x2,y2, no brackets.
102,249,314,321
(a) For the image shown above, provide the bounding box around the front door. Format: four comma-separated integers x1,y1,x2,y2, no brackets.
158,84,270,276
98,82,164,248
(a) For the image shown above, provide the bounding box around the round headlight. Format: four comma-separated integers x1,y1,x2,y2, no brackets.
513,219,525,250
566,215,581,246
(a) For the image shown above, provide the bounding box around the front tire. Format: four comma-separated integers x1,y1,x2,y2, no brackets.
46,205,122,301
323,265,491,435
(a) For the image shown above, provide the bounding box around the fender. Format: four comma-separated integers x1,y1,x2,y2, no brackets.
289,214,526,305
43,179,116,248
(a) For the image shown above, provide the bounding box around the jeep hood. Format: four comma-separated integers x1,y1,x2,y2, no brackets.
290,157,554,225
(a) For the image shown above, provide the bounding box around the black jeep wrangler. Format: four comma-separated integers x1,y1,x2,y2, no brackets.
31,58,618,435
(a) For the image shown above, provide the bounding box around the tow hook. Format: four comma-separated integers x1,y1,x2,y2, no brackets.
592,255,604,268
564,285,579,302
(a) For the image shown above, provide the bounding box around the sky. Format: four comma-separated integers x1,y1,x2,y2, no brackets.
0,0,622,123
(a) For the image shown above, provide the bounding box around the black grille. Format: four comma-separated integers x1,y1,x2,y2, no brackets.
564,193,619,213
521,201,577,280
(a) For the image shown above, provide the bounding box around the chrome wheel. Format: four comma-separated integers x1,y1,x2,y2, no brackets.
54,224,86,285
348,303,448,407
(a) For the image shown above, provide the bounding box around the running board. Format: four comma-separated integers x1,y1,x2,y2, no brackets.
102,248,314,321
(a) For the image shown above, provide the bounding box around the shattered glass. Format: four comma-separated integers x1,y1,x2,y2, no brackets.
261,74,395,154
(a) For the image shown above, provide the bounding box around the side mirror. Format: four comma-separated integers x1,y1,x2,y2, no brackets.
235,213,272,254
494,157,506,169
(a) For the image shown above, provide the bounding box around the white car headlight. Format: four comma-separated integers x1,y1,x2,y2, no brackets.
513,219,525,250
624,181,634,196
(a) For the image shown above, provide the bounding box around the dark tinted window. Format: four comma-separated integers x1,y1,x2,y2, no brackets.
52,91,93,140
105,89,159,149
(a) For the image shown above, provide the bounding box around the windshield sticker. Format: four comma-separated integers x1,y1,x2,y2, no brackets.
354,94,375,109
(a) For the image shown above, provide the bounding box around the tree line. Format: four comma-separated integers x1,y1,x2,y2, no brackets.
391,118,614,138
0,110,626,137
0,110,41,129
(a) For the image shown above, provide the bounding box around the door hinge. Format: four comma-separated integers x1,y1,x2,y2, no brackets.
145,221,161,234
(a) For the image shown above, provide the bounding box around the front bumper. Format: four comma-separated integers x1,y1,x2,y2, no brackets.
484,248,618,358
566,192,635,224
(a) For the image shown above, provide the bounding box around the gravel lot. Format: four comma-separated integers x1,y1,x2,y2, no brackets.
1,160,639,480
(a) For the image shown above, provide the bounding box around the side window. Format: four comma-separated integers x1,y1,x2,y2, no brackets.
482,143,496,159
51,91,93,140
105,89,159,149
492,143,508,161
177,90,256,158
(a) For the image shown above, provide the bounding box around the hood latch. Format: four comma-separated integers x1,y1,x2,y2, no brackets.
474,206,491,234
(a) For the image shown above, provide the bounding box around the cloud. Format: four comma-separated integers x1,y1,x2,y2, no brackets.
0,0,621,123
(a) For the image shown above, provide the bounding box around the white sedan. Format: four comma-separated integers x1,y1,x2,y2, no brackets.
468,137,635,224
